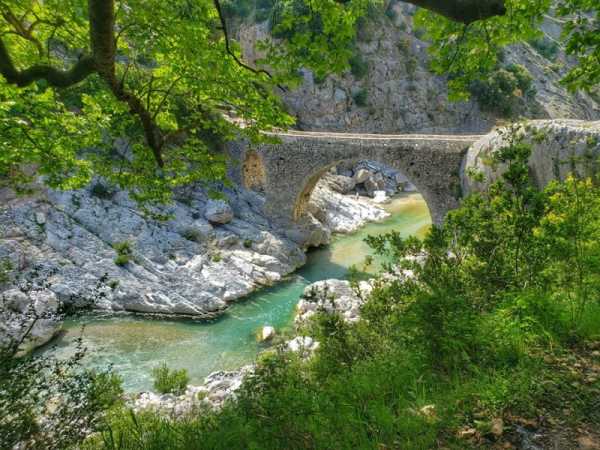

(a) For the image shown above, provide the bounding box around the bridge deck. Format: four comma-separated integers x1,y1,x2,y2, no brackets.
267,130,485,143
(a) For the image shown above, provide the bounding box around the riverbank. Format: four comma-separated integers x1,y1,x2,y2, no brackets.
40,193,430,392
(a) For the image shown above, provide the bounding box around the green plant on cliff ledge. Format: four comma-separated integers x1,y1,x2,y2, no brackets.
469,64,536,117
113,241,133,267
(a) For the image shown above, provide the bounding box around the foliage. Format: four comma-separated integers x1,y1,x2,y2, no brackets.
113,241,133,266
0,278,122,449
415,0,599,99
349,53,369,79
529,36,560,60
182,228,203,243
469,64,536,116
353,89,369,107
84,132,600,450
151,363,189,395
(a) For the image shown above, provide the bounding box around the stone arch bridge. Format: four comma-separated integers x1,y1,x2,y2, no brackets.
232,131,484,226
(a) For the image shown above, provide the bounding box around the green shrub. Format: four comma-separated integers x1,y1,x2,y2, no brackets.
113,241,133,266
221,0,252,19
0,259,11,285
151,363,189,395
87,371,124,410
349,53,369,79
469,64,536,117
353,89,368,107
384,5,397,21
181,227,202,243
243,239,253,248
397,37,411,55
90,182,115,200
529,37,559,59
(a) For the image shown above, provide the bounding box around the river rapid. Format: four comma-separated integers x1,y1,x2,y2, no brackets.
43,193,430,392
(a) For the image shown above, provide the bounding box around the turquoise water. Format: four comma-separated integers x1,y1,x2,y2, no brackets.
45,193,430,392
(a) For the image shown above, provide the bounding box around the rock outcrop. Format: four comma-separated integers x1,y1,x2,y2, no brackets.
296,279,373,325
133,365,253,416
0,288,62,353
0,180,388,321
239,5,599,134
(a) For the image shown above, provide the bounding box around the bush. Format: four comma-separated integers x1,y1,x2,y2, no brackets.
220,0,252,19
529,37,559,59
243,239,253,248
1,282,115,450
353,89,368,107
181,227,202,243
151,363,189,395
349,53,369,79
113,241,133,266
90,182,115,200
469,64,536,117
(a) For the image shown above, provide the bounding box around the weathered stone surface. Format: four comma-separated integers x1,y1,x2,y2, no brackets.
133,365,254,416
233,133,477,226
308,180,389,234
259,325,275,342
463,120,600,195
239,6,598,135
353,168,371,184
324,174,356,194
296,279,373,324
204,200,234,224
0,168,391,320
0,289,62,353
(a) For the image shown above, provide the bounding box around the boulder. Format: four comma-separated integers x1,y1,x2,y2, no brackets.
204,200,233,224
259,325,276,342
286,336,320,354
324,174,356,194
353,168,371,184
372,190,389,203
0,288,62,352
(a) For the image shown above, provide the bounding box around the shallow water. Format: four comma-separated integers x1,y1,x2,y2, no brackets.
44,193,431,392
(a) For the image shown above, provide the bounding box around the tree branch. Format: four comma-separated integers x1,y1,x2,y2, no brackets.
334,0,506,22
401,0,506,24
212,0,272,78
0,38,96,87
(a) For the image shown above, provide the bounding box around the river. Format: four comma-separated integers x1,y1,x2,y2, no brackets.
43,193,430,392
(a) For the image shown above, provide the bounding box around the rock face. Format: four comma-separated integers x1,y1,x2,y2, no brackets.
309,176,389,234
0,289,62,353
0,178,388,320
204,200,234,224
133,365,253,416
463,120,600,195
239,5,599,134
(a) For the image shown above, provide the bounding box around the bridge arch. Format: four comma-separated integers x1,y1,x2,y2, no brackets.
292,159,432,222
236,132,480,227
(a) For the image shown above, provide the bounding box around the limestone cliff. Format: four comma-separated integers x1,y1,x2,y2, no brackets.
239,4,599,133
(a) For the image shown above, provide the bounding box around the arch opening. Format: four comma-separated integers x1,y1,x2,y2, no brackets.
293,158,433,228
242,150,267,193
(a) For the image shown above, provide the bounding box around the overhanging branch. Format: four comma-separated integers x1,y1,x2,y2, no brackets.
0,38,96,87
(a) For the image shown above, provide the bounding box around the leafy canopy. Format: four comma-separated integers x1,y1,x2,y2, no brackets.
0,0,375,203
416,0,600,100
